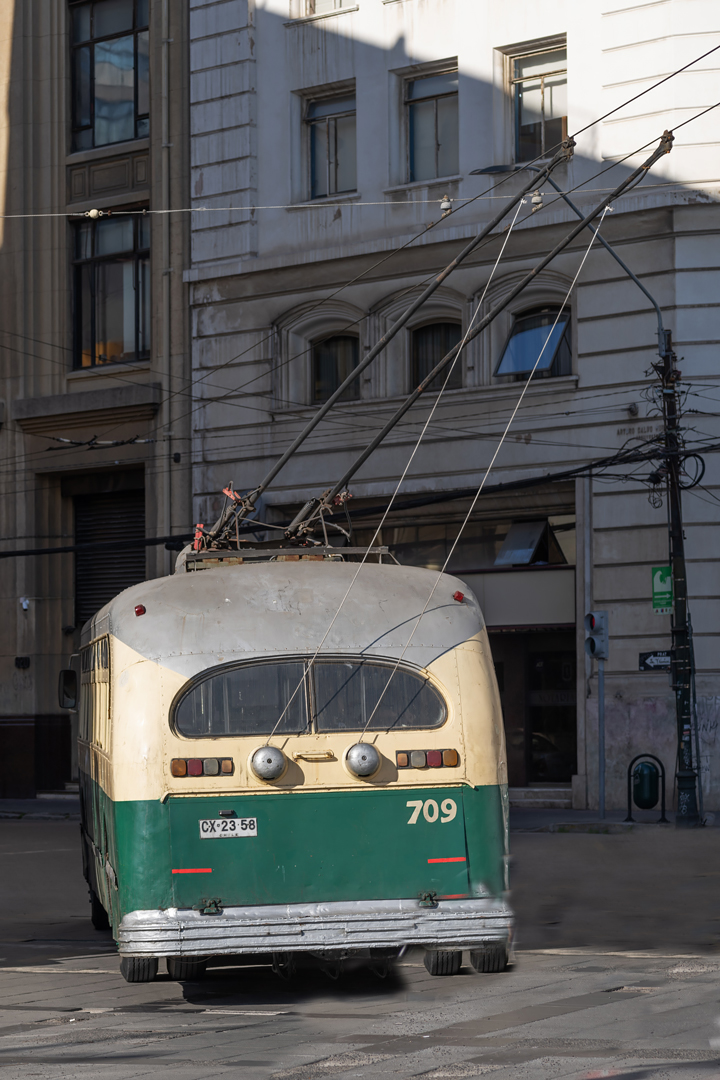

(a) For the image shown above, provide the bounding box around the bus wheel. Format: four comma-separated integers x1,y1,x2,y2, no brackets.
167,957,207,981
423,950,462,976
272,952,296,980
120,956,158,983
89,889,110,932
469,944,507,973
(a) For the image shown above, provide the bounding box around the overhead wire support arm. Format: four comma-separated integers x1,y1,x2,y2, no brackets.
207,139,577,546
290,131,674,537
527,168,665,343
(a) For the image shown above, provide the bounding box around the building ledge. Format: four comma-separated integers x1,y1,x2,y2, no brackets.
12,384,162,435
285,5,358,27
65,138,149,167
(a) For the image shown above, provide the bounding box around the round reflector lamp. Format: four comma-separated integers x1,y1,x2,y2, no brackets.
346,743,380,777
251,746,286,781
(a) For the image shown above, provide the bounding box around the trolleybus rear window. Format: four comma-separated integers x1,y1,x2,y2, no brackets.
174,661,309,737
173,658,446,737
313,661,445,731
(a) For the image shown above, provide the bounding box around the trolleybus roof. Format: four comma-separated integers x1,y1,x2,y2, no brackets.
82,561,484,680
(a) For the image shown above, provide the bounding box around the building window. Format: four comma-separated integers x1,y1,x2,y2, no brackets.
412,322,462,391
70,0,150,152
512,48,567,161
495,307,571,380
73,214,150,368
306,95,357,199
304,0,350,13
406,71,458,183
312,335,359,403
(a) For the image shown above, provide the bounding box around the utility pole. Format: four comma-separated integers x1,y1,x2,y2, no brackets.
657,330,701,826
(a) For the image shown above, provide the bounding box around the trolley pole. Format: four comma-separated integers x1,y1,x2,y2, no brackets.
658,330,701,826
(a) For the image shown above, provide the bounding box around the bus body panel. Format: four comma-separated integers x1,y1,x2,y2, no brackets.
76,561,512,957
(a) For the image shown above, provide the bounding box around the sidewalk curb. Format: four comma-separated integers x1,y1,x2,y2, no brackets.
0,812,81,821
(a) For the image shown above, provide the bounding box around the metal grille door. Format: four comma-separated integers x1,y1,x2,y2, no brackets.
74,489,146,624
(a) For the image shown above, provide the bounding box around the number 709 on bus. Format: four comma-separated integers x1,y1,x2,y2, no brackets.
407,799,457,824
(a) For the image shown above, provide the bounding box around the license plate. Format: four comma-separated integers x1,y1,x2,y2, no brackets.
199,818,257,839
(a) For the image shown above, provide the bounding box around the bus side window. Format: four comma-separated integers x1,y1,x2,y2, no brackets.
80,637,111,749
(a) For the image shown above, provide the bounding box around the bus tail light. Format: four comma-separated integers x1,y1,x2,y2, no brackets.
397,749,460,769
171,758,234,778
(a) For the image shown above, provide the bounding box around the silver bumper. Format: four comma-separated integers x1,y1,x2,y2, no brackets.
118,898,513,958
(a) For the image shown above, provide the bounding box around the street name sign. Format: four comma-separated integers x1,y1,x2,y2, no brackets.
639,651,671,671
652,565,673,615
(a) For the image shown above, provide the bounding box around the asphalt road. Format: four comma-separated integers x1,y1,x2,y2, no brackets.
1,817,719,1079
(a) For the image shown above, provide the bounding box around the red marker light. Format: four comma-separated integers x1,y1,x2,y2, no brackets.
188,758,203,777
134,604,146,617
453,591,464,603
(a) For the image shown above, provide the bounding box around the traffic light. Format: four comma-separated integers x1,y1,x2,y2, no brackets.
585,610,608,659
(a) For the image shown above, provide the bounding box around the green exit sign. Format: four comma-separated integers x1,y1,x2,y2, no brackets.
652,565,673,615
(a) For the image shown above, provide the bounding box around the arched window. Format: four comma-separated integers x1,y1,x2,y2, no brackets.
411,322,462,391
495,306,571,379
312,334,359,403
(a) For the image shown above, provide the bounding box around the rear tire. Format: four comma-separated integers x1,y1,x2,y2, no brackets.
89,889,110,932
423,950,462,976
167,957,207,981
120,956,158,983
469,943,508,973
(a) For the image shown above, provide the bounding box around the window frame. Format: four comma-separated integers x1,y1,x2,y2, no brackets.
510,46,567,162
304,92,357,200
494,305,572,381
303,0,350,14
72,211,151,369
69,0,150,152
404,69,459,183
311,332,360,404
410,320,464,392
170,654,449,739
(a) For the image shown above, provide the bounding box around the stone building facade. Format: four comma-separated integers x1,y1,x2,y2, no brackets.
0,0,191,795
186,0,720,810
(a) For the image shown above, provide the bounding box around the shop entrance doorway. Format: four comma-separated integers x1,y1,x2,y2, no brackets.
489,630,576,788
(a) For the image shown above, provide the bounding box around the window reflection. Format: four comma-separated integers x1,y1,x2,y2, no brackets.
406,71,459,182
94,35,135,146
70,0,150,150
495,307,571,380
73,214,150,368
513,48,567,161
306,95,357,199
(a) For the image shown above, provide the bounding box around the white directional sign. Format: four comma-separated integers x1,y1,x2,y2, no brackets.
639,651,671,671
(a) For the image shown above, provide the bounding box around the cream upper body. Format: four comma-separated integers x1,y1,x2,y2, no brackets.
79,561,507,801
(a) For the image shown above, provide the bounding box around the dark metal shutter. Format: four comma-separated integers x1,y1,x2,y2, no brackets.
74,489,146,625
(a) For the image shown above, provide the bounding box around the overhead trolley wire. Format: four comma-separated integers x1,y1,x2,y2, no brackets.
353,208,614,740
3,42,715,221
264,198,530,739
4,95,715,483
